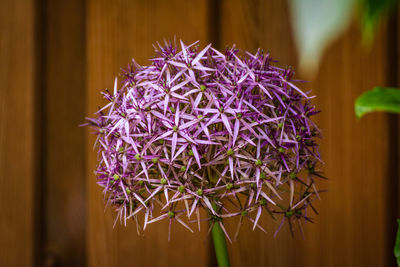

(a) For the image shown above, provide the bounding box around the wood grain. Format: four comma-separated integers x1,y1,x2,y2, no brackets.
220,0,391,266
44,0,87,266
0,0,36,266
86,1,211,266
386,11,399,266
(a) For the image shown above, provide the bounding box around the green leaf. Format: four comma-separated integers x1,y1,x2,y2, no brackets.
361,0,398,42
354,87,400,118
395,219,400,266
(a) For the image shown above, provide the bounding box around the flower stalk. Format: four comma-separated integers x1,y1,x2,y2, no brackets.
212,219,230,267
211,202,230,267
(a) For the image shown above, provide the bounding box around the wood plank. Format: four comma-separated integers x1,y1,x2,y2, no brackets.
0,0,36,266
43,0,87,266
86,1,210,266
220,0,390,266
386,11,399,266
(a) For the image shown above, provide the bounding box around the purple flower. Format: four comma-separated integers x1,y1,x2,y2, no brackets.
86,40,323,240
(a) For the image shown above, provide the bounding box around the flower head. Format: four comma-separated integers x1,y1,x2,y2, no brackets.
86,40,323,240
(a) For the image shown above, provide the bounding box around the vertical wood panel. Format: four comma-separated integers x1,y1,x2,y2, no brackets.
0,0,36,266
86,1,210,266
386,10,399,266
305,24,389,267
44,0,87,266
221,0,390,266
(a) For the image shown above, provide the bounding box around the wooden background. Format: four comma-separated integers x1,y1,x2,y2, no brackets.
1,0,399,266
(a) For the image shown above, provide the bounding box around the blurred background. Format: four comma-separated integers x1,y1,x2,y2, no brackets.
1,0,399,266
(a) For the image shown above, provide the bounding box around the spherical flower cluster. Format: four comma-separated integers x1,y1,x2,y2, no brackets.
86,40,323,241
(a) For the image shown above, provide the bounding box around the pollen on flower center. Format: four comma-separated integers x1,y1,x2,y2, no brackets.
226,183,234,190
196,189,203,196
178,185,185,193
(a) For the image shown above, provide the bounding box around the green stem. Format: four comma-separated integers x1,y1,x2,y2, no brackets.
211,203,230,267
212,222,230,267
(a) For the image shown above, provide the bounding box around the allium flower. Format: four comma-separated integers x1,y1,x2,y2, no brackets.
86,40,323,241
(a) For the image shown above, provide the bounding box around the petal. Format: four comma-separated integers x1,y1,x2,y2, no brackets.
191,145,201,168
171,132,178,159
253,206,262,230
192,43,211,66
176,217,194,232
233,119,240,146
221,114,233,136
